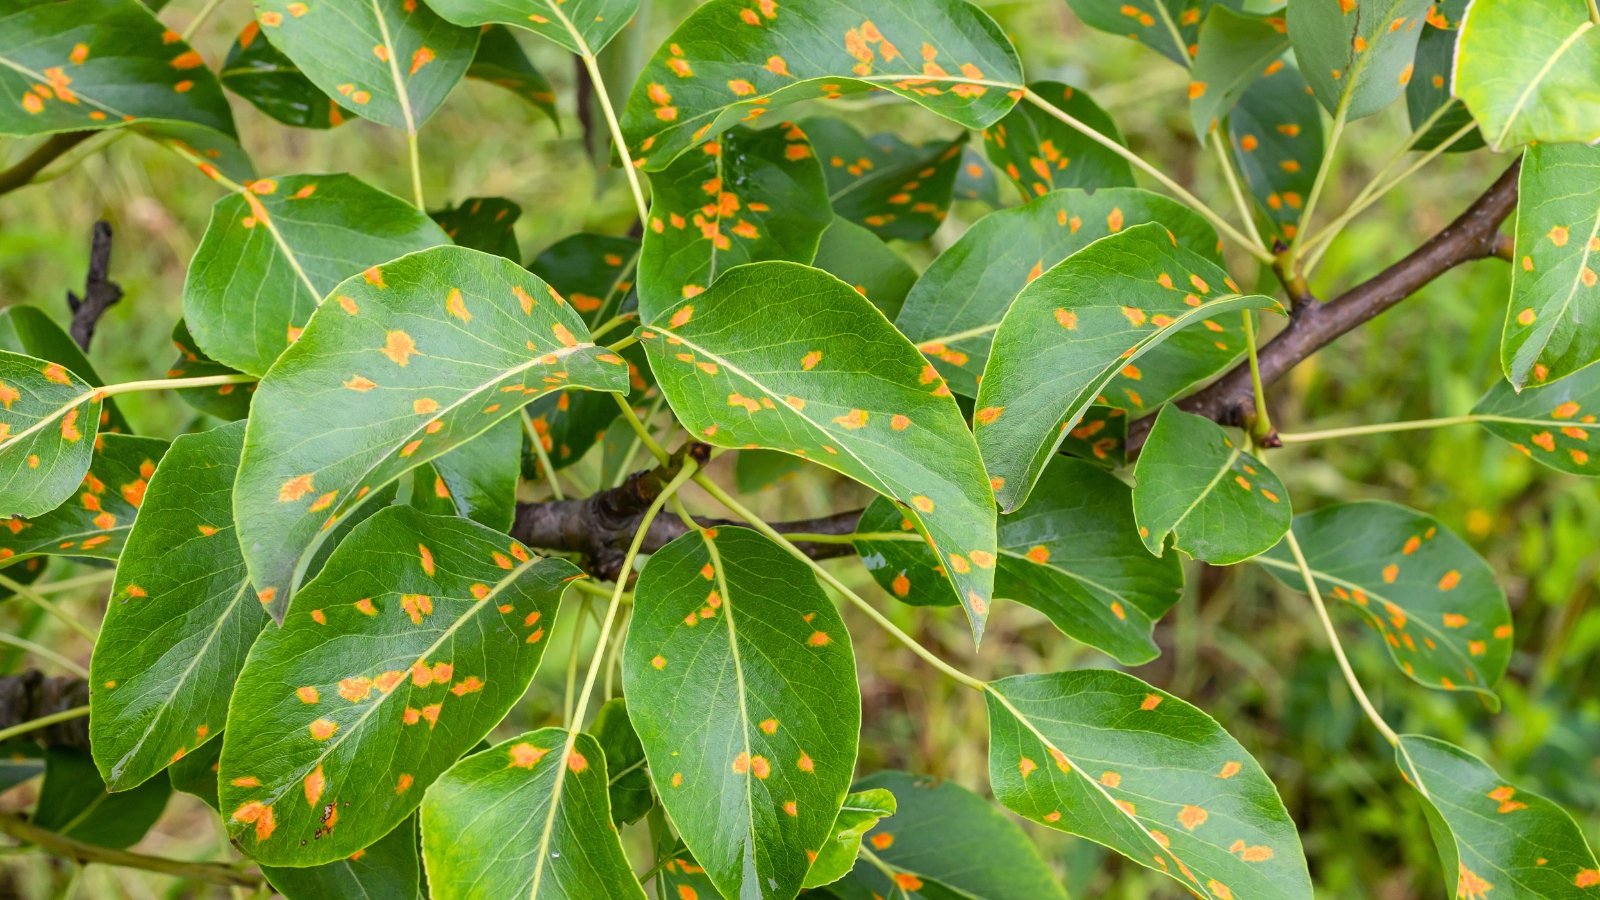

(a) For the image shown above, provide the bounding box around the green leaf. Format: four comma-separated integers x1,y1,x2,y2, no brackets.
424,0,640,55
0,351,105,519
0,740,45,793
0,433,167,562
167,735,222,808
623,527,861,900
1396,734,1600,900
1500,143,1600,390
411,416,521,530
896,188,1224,399
1258,501,1512,700
0,555,47,604
90,422,266,791
251,0,478,130
222,21,350,129
638,122,831,321
467,25,558,124
1187,9,1288,136
803,788,897,889
233,245,628,619
638,261,998,637
856,458,1183,664
657,848,723,899
733,447,808,493
1058,404,1128,468
982,81,1134,200
34,748,170,849
218,506,580,865
421,729,646,899
620,0,1023,171
265,814,422,900
1227,59,1323,241
974,223,1282,512
0,305,128,433
1456,0,1600,149
1474,366,1600,477
1288,0,1429,120
168,319,256,421
1133,406,1290,565
1063,0,1242,67
0,0,236,139
804,117,967,241
986,670,1312,900
591,697,651,825
811,216,918,320
954,144,1001,205
431,195,522,260
183,172,450,377
1403,0,1482,153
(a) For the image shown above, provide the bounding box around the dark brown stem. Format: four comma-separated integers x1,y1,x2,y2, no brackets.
0,132,91,198
0,671,89,750
66,221,122,352
0,812,262,889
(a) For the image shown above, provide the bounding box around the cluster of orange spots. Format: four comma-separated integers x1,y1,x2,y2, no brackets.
309,718,338,740
1576,869,1600,888
646,81,677,121
843,19,900,77
1487,785,1528,814
509,741,550,769
336,83,372,105
1457,864,1493,899
410,659,454,688
304,764,326,806
451,676,484,696
232,801,277,841
402,703,442,728
731,752,772,779
400,593,433,624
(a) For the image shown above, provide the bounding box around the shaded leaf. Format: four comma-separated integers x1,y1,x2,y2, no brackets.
1396,734,1600,900
1258,501,1511,700
0,350,106,519
410,416,521,531
803,788,897,889
183,172,450,377
1063,0,1243,67
1058,404,1127,468
1228,59,1322,241
265,814,422,900
425,0,639,55
733,447,808,493
0,556,47,604
0,741,45,793
657,848,723,899
896,188,1224,398
987,670,1312,900
591,697,651,825
1133,405,1290,565
219,507,579,865
0,433,168,562
974,223,1282,512
804,117,967,241
1456,0,1600,149
467,24,558,124
1474,366,1600,477
620,0,1023,171
234,245,629,619
638,261,998,637
1288,0,1428,120
810,216,918,320
638,122,831,321
954,144,1001,205
168,319,256,421
222,21,350,129
34,748,169,849
982,81,1134,200
623,527,861,900
167,735,222,808
1500,143,1600,390
1403,0,1482,153
1188,9,1288,136
0,305,128,433
431,195,522,260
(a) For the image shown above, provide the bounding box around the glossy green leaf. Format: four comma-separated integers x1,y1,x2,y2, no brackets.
638,122,831,320
803,788,896,889
467,25,558,124
982,81,1133,200
183,172,450,377
222,21,350,129
90,423,265,791
1063,0,1242,67
1288,0,1429,120
0,305,127,433
1501,143,1600,390
856,458,1183,664
0,351,105,519
620,0,1023,171
1404,0,1482,153
1133,405,1290,565
896,188,1224,398
219,507,580,865
1396,734,1600,900
1188,9,1288,136
0,0,236,140
0,434,167,563
421,729,645,899
1258,501,1512,699
1456,0,1600,149
811,216,918,320
251,0,478,130
804,117,966,241
34,748,169,849
425,0,639,55
623,527,861,900
234,245,628,619
639,261,998,636
591,697,651,825
411,416,520,531
1228,59,1322,241
1474,366,1600,477
987,670,1312,900
168,319,256,421
432,195,522,260
974,223,1282,512
265,815,422,900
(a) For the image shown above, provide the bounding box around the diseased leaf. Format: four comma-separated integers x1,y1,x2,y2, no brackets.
0,351,106,519
0,305,128,433
1059,404,1128,468
811,216,918,320
34,748,170,849
1456,0,1600,149
167,735,222,808
425,0,639,55
222,21,350,129
0,556,47,604
0,434,168,562
803,788,896,889
432,195,522,260
1228,59,1322,242
657,849,724,899
1474,366,1600,477
804,117,967,241
183,172,450,377
638,122,831,321
218,507,580,865
1063,0,1244,67
1258,501,1512,700
1396,734,1600,900
974,223,1282,512
1133,406,1290,565
639,261,999,637
896,188,1224,398
1187,9,1288,136
620,0,1023,171
954,144,1001,205
467,25,558,124
265,814,422,900
1404,0,1482,153
234,245,629,619
1500,143,1600,390
168,319,257,421
986,670,1312,900
623,527,861,900
982,81,1134,200
410,416,521,531
591,697,651,826
856,458,1183,664
1288,0,1429,120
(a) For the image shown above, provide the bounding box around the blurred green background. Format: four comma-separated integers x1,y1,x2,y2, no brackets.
1,0,1595,897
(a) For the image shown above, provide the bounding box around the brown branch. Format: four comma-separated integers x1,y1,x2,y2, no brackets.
0,671,88,751
0,812,262,889
1129,158,1522,451
66,221,121,352
0,132,91,199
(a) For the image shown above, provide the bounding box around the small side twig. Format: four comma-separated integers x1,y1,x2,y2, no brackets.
0,132,92,199
66,221,122,352
0,812,262,889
